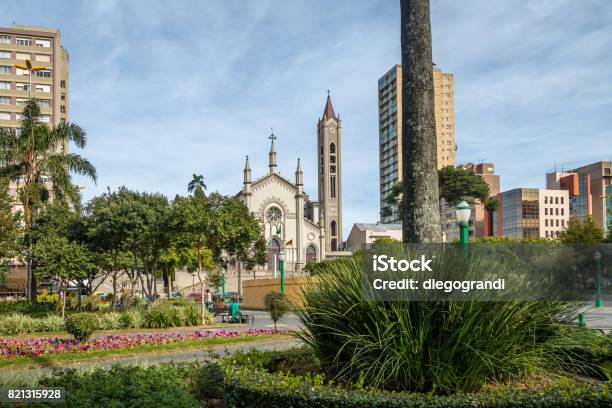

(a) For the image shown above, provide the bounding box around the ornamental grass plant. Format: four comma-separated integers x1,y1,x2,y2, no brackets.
296,255,597,394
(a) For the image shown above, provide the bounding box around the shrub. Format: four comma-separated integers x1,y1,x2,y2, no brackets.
0,300,54,317
193,363,225,400
182,303,202,326
65,313,98,341
264,291,290,331
296,255,588,394
81,295,102,312
227,347,321,377
35,364,200,407
119,309,145,329
36,289,59,304
97,312,122,330
0,313,36,335
34,314,65,332
223,366,612,408
144,305,183,328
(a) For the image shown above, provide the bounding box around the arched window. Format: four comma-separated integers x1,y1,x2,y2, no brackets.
331,238,338,251
306,245,317,264
330,143,336,154
330,220,337,237
267,238,281,272
330,175,336,198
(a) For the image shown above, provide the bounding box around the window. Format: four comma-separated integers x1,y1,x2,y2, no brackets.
560,197,564,204
544,208,548,215
35,54,50,63
556,219,559,227
0,81,10,90
545,219,548,227
330,165,336,174
39,115,51,123
16,52,30,60
60,93,65,101
15,68,28,76
0,51,10,59
0,96,10,105
60,80,65,88
0,65,11,74
35,70,51,78
16,83,29,91
36,99,51,108
35,84,51,93
330,175,336,198
555,197,558,204
555,208,559,216
0,36,10,44
265,206,282,223
562,219,565,227
330,143,336,154
330,220,337,237
16,98,28,106
35,39,51,48
60,105,65,113
16,38,32,46
561,208,564,216
0,112,10,120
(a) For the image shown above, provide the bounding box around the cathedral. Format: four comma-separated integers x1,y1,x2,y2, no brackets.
236,94,344,273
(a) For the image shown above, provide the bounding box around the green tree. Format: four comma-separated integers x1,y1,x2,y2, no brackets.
558,216,605,244
0,100,96,300
0,178,20,287
188,174,207,198
400,0,442,243
264,291,290,332
171,193,213,317
206,193,266,295
382,167,493,222
33,235,94,317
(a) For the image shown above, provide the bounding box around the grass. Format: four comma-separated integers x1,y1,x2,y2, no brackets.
0,333,292,369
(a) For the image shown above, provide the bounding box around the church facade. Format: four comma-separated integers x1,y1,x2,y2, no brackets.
236,95,343,273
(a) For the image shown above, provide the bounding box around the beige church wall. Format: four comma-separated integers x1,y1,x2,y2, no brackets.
241,276,317,310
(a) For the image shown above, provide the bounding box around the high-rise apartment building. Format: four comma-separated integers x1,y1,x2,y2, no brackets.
546,161,612,235
441,162,500,242
492,188,569,240
0,24,69,131
378,64,455,223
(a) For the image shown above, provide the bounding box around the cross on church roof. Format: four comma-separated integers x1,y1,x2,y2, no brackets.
269,128,276,141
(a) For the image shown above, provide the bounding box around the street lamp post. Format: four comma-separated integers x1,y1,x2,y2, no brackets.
456,201,472,246
594,252,604,308
15,60,46,99
221,268,226,301
279,251,285,294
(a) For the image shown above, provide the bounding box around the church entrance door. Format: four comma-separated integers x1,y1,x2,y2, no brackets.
306,245,317,264
267,238,281,274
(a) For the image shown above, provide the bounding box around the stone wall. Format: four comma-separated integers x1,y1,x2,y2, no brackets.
242,276,315,310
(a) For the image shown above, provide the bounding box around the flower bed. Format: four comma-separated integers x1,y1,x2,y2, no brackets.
0,329,279,359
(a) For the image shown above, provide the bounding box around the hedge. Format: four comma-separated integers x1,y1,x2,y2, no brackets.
223,366,612,408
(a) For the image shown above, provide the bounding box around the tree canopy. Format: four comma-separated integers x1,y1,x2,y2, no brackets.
558,216,605,244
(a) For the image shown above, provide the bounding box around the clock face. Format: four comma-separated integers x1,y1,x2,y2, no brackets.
329,127,336,134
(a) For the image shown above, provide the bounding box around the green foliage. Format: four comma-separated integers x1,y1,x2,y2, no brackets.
193,363,225,400
226,347,321,377
33,364,200,408
119,309,145,329
559,216,605,244
296,256,590,394
187,173,207,197
36,289,59,304
0,300,54,317
34,313,65,332
80,295,103,312
32,235,94,289
144,304,182,328
0,178,20,265
382,167,496,221
438,165,491,205
264,291,290,331
0,313,36,335
97,311,122,330
65,312,98,341
223,365,611,408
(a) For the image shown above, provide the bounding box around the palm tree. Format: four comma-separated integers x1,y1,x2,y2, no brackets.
188,173,207,197
400,0,442,243
0,100,97,300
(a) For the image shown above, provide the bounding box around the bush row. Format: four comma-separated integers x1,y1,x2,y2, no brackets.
223,366,612,408
0,304,215,335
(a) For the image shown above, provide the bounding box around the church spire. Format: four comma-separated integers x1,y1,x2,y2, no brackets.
243,155,251,184
268,129,277,174
295,158,303,186
322,90,336,120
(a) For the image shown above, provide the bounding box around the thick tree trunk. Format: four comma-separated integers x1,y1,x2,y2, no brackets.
400,0,442,243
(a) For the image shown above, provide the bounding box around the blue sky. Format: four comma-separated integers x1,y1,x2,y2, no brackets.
2,0,611,236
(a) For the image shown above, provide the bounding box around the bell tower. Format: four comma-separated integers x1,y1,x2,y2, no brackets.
317,92,343,251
